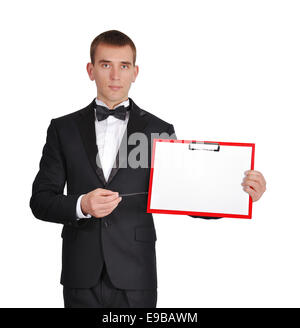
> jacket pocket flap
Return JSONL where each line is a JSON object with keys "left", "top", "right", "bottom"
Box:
{"left": 135, "top": 226, "right": 156, "bottom": 242}
{"left": 61, "top": 226, "right": 77, "bottom": 241}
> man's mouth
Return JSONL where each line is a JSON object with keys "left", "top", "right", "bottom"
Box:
{"left": 109, "top": 86, "right": 122, "bottom": 91}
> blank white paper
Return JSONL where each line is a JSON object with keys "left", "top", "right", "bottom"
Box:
{"left": 149, "top": 141, "right": 253, "bottom": 215}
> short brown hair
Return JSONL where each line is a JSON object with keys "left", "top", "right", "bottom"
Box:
{"left": 90, "top": 30, "right": 136, "bottom": 66}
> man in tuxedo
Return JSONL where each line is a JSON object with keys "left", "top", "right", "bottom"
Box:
{"left": 30, "top": 30, "right": 266, "bottom": 308}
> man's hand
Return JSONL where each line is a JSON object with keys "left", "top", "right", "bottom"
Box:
{"left": 242, "top": 170, "right": 266, "bottom": 202}
{"left": 81, "top": 188, "right": 122, "bottom": 218}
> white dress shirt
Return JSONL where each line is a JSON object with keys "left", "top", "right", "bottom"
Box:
{"left": 76, "top": 98, "right": 130, "bottom": 219}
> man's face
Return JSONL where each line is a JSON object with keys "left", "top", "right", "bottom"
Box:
{"left": 87, "top": 43, "right": 139, "bottom": 108}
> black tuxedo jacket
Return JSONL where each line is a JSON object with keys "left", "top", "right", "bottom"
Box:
{"left": 30, "top": 98, "right": 219, "bottom": 290}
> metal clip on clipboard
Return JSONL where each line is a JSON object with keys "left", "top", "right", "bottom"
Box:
{"left": 188, "top": 142, "right": 220, "bottom": 152}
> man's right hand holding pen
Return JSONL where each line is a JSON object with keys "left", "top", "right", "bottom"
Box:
{"left": 81, "top": 188, "right": 122, "bottom": 218}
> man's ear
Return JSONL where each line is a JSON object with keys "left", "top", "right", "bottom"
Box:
{"left": 132, "top": 65, "right": 139, "bottom": 82}
{"left": 86, "top": 63, "right": 94, "bottom": 81}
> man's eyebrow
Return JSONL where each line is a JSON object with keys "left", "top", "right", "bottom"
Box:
{"left": 98, "top": 59, "right": 132, "bottom": 66}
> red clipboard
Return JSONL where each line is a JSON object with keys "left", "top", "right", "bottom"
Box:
{"left": 147, "top": 139, "right": 255, "bottom": 219}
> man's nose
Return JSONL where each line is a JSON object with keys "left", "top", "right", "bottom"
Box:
{"left": 110, "top": 67, "right": 120, "bottom": 80}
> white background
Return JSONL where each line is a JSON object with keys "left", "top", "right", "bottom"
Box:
{"left": 0, "top": 0, "right": 299, "bottom": 307}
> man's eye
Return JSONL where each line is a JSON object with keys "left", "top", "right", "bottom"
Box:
{"left": 121, "top": 65, "right": 128, "bottom": 69}
{"left": 102, "top": 64, "right": 110, "bottom": 68}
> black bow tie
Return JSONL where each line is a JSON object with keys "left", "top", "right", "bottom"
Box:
{"left": 95, "top": 104, "right": 127, "bottom": 121}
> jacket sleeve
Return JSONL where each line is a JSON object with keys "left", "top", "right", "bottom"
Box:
{"left": 29, "top": 119, "right": 87, "bottom": 227}
{"left": 167, "top": 123, "right": 222, "bottom": 220}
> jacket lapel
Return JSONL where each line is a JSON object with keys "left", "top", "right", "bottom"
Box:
{"left": 75, "top": 98, "right": 149, "bottom": 187}
{"left": 75, "top": 99, "right": 106, "bottom": 186}
{"left": 106, "top": 97, "right": 149, "bottom": 185}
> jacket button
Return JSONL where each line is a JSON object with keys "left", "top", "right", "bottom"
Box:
{"left": 104, "top": 221, "right": 108, "bottom": 228}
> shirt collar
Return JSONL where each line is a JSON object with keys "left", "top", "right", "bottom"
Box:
{"left": 95, "top": 97, "right": 130, "bottom": 109}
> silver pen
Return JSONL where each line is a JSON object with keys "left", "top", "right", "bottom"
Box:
{"left": 119, "top": 192, "right": 148, "bottom": 197}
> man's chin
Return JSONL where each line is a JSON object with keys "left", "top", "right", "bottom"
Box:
{"left": 107, "top": 94, "right": 127, "bottom": 103}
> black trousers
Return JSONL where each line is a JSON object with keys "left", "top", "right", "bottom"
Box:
{"left": 63, "top": 264, "right": 157, "bottom": 308}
